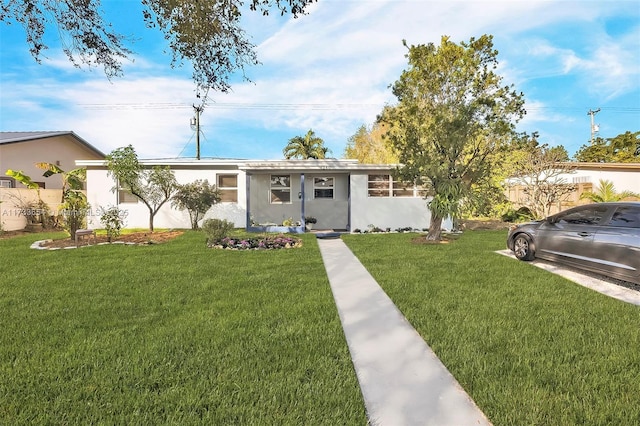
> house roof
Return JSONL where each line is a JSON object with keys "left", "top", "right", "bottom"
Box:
{"left": 76, "top": 157, "right": 400, "bottom": 172}
{"left": 0, "top": 131, "right": 106, "bottom": 158}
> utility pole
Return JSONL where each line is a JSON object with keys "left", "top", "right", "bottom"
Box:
{"left": 587, "top": 108, "right": 600, "bottom": 144}
{"left": 191, "top": 105, "right": 203, "bottom": 160}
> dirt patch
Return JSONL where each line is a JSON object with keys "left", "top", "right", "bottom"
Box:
{"left": 38, "top": 231, "right": 184, "bottom": 249}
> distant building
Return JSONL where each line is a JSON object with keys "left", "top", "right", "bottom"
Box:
{"left": 0, "top": 131, "right": 105, "bottom": 189}
{"left": 507, "top": 162, "right": 640, "bottom": 215}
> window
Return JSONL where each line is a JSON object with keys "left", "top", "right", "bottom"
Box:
{"left": 368, "top": 174, "right": 390, "bottom": 197}
{"left": 218, "top": 174, "right": 238, "bottom": 203}
{"left": 558, "top": 206, "right": 608, "bottom": 226}
{"left": 314, "top": 177, "right": 334, "bottom": 199}
{"left": 0, "top": 177, "right": 14, "bottom": 188}
{"left": 270, "top": 175, "right": 291, "bottom": 203}
{"left": 609, "top": 206, "right": 640, "bottom": 228}
{"left": 118, "top": 189, "right": 138, "bottom": 204}
{"left": 368, "top": 175, "right": 429, "bottom": 198}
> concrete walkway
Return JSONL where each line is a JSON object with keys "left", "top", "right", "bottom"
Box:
{"left": 317, "top": 237, "right": 491, "bottom": 426}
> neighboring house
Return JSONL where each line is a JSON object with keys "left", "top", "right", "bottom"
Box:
{"left": 78, "top": 158, "right": 449, "bottom": 232}
{"left": 0, "top": 131, "right": 106, "bottom": 231}
{"left": 507, "top": 162, "right": 640, "bottom": 215}
{"left": 0, "top": 131, "right": 105, "bottom": 189}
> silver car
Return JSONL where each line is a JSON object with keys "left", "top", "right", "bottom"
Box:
{"left": 506, "top": 202, "right": 640, "bottom": 285}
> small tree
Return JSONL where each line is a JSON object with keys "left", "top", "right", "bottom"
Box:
{"left": 99, "top": 205, "right": 128, "bottom": 242}
{"left": 171, "top": 180, "right": 221, "bottom": 230}
{"left": 508, "top": 144, "right": 577, "bottom": 219}
{"left": 105, "top": 145, "right": 177, "bottom": 232}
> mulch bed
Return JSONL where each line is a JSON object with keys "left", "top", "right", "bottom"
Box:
{"left": 41, "top": 231, "right": 184, "bottom": 249}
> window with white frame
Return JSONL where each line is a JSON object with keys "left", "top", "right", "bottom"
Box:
{"left": 368, "top": 174, "right": 429, "bottom": 197}
{"left": 314, "top": 177, "right": 334, "bottom": 199}
{"left": 270, "top": 175, "right": 291, "bottom": 203}
{"left": 217, "top": 174, "right": 238, "bottom": 202}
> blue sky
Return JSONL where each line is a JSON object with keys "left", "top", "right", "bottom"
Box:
{"left": 1, "top": 0, "right": 639, "bottom": 160}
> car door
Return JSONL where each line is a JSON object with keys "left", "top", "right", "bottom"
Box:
{"left": 590, "top": 205, "right": 640, "bottom": 283}
{"left": 535, "top": 204, "right": 610, "bottom": 269}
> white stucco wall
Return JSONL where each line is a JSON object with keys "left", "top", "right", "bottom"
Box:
{"left": 84, "top": 167, "right": 247, "bottom": 230}
{"left": 350, "top": 172, "right": 442, "bottom": 231}
{"left": 569, "top": 168, "right": 640, "bottom": 193}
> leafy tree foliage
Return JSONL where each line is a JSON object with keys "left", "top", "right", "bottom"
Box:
{"left": 171, "top": 179, "right": 221, "bottom": 230}
{"left": 574, "top": 131, "right": 640, "bottom": 163}
{"left": 283, "top": 129, "right": 330, "bottom": 159}
{"left": 508, "top": 143, "right": 577, "bottom": 219}
{"left": 1, "top": 0, "right": 315, "bottom": 92}
{"left": 381, "top": 35, "right": 525, "bottom": 240}
{"left": 344, "top": 121, "right": 398, "bottom": 164}
{"left": 579, "top": 179, "right": 639, "bottom": 203}
{"left": 105, "top": 145, "right": 177, "bottom": 232}
{"left": 98, "top": 205, "right": 128, "bottom": 242}
{"left": 35, "top": 163, "right": 89, "bottom": 238}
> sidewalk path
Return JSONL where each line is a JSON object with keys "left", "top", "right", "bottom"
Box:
{"left": 317, "top": 237, "right": 491, "bottom": 426}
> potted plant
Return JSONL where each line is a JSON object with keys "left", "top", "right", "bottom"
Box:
{"left": 304, "top": 216, "right": 317, "bottom": 230}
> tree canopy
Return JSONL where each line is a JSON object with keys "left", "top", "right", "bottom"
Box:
{"left": 283, "top": 129, "right": 330, "bottom": 159}
{"left": 105, "top": 145, "right": 177, "bottom": 232}
{"left": 344, "top": 120, "right": 398, "bottom": 164}
{"left": 574, "top": 131, "right": 640, "bottom": 163}
{"left": 381, "top": 35, "right": 525, "bottom": 240}
{"left": 171, "top": 179, "right": 221, "bottom": 230}
{"left": 1, "top": 0, "right": 315, "bottom": 93}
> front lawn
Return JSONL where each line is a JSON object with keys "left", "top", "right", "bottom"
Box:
{"left": 342, "top": 230, "right": 640, "bottom": 425}
{"left": 0, "top": 231, "right": 366, "bottom": 424}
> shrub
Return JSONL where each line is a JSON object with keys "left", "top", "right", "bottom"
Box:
{"left": 282, "top": 217, "right": 294, "bottom": 226}
{"left": 202, "top": 218, "right": 235, "bottom": 243}
{"left": 99, "top": 205, "right": 128, "bottom": 242}
{"left": 502, "top": 206, "right": 534, "bottom": 222}
{"left": 304, "top": 216, "right": 317, "bottom": 224}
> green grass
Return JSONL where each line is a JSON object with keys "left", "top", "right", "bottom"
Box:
{"left": 0, "top": 231, "right": 366, "bottom": 425}
{"left": 342, "top": 231, "right": 640, "bottom": 425}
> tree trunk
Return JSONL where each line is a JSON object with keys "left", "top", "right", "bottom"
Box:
{"left": 149, "top": 212, "right": 154, "bottom": 232}
{"left": 425, "top": 215, "right": 443, "bottom": 241}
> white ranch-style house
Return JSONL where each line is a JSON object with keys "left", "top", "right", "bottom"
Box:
{"left": 78, "top": 158, "right": 449, "bottom": 233}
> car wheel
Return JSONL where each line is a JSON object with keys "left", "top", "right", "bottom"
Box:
{"left": 513, "top": 234, "right": 535, "bottom": 261}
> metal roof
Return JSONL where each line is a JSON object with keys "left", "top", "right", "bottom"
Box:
{"left": 0, "top": 131, "right": 106, "bottom": 157}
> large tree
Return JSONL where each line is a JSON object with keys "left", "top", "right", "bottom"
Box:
{"left": 344, "top": 120, "right": 398, "bottom": 164}
{"left": 283, "top": 129, "right": 330, "bottom": 159}
{"left": 105, "top": 145, "right": 177, "bottom": 232}
{"left": 381, "top": 35, "right": 525, "bottom": 240}
{"left": 574, "top": 131, "right": 640, "bottom": 163}
{"left": 1, "top": 0, "right": 314, "bottom": 93}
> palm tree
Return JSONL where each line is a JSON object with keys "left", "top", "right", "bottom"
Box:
{"left": 580, "top": 179, "right": 639, "bottom": 203}
{"left": 283, "top": 129, "right": 331, "bottom": 159}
